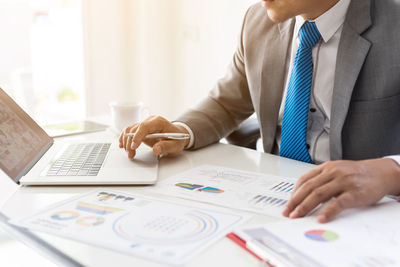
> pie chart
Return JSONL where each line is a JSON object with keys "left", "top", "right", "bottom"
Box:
{"left": 304, "top": 229, "right": 339, "bottom": 242}
{"left": 51, "top": 211, "right": 80, "bottom": 221}
{"left": 76, "top": 216, "right": 105, "bottom": 227}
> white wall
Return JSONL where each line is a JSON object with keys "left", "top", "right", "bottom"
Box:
{"left": 127, "top": 0, "right": 181, "bottom": 118}
{"left": 0, "top": 0, "right": 32, "bottom": 91}
{"left": 174, "top": 0, "right": 258, "bottom": 116}
{"left": 83, "top": 0, "right": 258, "bottom": 119}
{"left": 82, "top": 0, "right": 131, "bottom": 116}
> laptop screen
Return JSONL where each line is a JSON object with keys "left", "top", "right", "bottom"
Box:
{"left": 0, "top": 88, "right": 53, "bottom": 182}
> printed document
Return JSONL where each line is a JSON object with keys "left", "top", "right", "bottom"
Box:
{"left": 150, "top": 165, "right": 297, "bottom": 217}
{"left": 235, "top": 199, "right": 400, "bottom": 267}
{"left": 11, "top": 189, "right": 248, "bottom": 265}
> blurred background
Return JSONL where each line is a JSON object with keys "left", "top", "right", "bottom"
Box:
{"left": 0, "top": 1, "right": 258, "bottom": 265}
{"left": 0, "top": 0, "right": 258, "bottom": 125}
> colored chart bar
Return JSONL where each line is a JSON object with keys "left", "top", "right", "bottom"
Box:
{"left": 76, "top": 202, "right": 123, "bottom": 215}
{"left": 249, "top": 195, "right": 287, "bottom": 207}
{"left": 175, "top": 183, "right": 204, "bottom": 190}
{"left": 270, "top": 182, "right": 295, "bottom": 193}
{"left": 175, "top": 183, "right": 224, "bottom": 193}
{"left": 198, "top": 187, "right": 224, "bottom": 193}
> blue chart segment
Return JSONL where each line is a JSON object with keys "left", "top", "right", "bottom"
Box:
{"left": 175, "top": 183, "right": 224, "bottom": 193}
{"left": 198, "top": 187, "right": 224, "bottom": 193}
{"left": 249, "top": 195, "right": 287, "bottom": 207}
{"left": 304, "top": 229, "right": 339, "bottom": 242}
{"left": 97, "top": 191, "right": 134, "bottom": 202}
{"left": 113, "top": 210, "right": 219, "bottom": 246}
{"left": 270, "top": 182, "right": 294, "bottom": 193}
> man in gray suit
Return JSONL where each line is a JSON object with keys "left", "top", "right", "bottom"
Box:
{"left": 119, "top": 0, "right": 400, "bottom": 222}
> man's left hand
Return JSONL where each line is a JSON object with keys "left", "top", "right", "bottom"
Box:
{"left": 282, "top": 158, "right": 400, "bottom": 223}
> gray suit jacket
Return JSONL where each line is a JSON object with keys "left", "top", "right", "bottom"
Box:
{"left": 177, "top": 0, "right": 400, "bottom": 161}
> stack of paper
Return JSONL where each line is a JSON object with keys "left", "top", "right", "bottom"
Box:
{"left": 234, "top": 199, "right": 400, "bottom": 267}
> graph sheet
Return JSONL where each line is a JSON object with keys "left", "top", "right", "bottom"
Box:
{"left": 236, "top": 199, "right": 400, "bottom": 267}
{"left": 150, "top": 165, "right": 298, "bottom": 217}
{"left": 11, "top": 189, "right": 248, "bottom": 265}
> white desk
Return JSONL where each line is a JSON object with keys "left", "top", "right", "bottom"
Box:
{"left": 0, "top": 130, "right": 314, "bottom": 267}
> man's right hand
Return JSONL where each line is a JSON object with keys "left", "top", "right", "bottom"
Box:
{"left": 118, "top": 116, "right": 190, "bottom": 159}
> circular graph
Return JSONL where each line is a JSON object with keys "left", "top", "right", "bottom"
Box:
{"left": 51, "top": 211, "right": 80, "bottom": 221}
{"left": 76, "top": 216, "right": 105, "bottom": 227}
{"left": 113, "top": 210, "right": 219, "bottom": 246}
{"left": 305, "top": 229, "right": 339, "bottom": 242}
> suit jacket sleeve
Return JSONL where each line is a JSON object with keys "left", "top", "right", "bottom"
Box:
{"left": 176, "top": 7, "right": 255, "bottom": 150}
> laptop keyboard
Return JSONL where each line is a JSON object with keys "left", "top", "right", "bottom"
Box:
{"left": 46, "top": 143, "right": 111, "bottom": 176}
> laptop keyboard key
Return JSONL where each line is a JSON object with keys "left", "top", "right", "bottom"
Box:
{"left": 46, "top": 143, "right": 110, "bottom": 177}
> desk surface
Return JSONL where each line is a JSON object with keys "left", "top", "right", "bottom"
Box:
{"left": 0, "top": 130, "right": 314, "bottom": 267}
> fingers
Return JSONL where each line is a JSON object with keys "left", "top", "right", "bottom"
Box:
{"left": 124, "top": 125, "right": 139, "bottom": 159}
{"left": 153, "top": 140, "right": 185, "bottom": 157}
{"left": 126, "top": 125, "right": 139, "bottom": 151}
{"left": 119, "top": 131, "right": 124, "bottom": 148}
{"left": 318, "top": 192, "right": 356, "bottom": 223}
{"left": 283, "top": 170, "right": 333, "bottom": 217}
{"left": 119, "top": 128, "right": 126, "bottom": 148}
{"left": 119, "top": 116, "right": 188, "bottom": 159}
{"left": 131, "top": 117, "right": 163, "bottom": 150}
{"left": 118, "top": 124, "right": 140, "bottom": 159}
{"left": 293, "top": 166, "right": 322, "bottom": 194}
{"left": 119, "top": 124, "right": 137, "bottom": 149}
{"left": 122, "top": 128, "right": 129, "bottom": 150}
{"left": 281, "top": 159, "right": 394, "bottom": 223}
{"left": 287, "top": 181, "right": 343, "bottom": 219}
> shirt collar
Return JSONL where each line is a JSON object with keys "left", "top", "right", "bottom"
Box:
{"left": 294, "top": 0, "right": 351, "bottom": 43}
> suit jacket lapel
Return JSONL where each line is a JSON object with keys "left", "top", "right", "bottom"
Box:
{"left": 259, "top": 19, "right": 294, "bottom": 153}
{"left": 330, "top": 0, "right": 372, "bottom": 160}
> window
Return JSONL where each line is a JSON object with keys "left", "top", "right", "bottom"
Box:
{"left": 0, "top": 0, "right": 85, "bottom": 125}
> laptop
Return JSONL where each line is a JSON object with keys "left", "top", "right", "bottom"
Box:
{"left": 0, "top": 88, "right": 158, "bottom": 185}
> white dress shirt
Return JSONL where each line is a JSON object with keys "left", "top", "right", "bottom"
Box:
{"left": 275, "top": 0, "right": 351, "bottom": 164}
{"left": 178, "top": 0, "right": 400, "bottom": 165}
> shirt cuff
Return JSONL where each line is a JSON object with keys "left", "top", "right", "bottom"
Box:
{"left": 385, "top": 155, "right": 400, "bottom": 166}
{"left": 172, "top": 122, "right": 195, "bottom": 149}
{"left": 384, "top": 156, "right": 400, "bottom": 201}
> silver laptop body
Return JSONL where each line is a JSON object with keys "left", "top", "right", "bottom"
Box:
{"left": 0, "top": 88, "right": 158, "bottom": 185}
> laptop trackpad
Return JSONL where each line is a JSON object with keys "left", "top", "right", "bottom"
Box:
{"left": 103, "top": 144, "right": 158, "bottom": 169}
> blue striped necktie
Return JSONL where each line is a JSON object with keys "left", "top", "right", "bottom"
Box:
{"left": 280, "top": 22, "right": 321, "bottom": 163}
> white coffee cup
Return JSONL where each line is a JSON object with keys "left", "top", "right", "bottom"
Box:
{"left": 109, "top": 102, "right": 149, "bottom": 134}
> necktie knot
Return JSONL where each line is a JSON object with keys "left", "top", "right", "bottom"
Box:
{"left": 298, "top": 21, "right": 321, "bottom": 48}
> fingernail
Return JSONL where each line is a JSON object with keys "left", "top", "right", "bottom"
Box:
{"left": 289, "top": 210, "right": 299, "bottom": 219}
{"left": 282, "top": 207, "right": 289, "bottom": 216}
{"left": 318, "top": 215, "right": 327, "bottom": 223}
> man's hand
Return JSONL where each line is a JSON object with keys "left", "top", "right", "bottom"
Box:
{"left": 118, "top": 116, "right": 190, "bottom": 159}
{"left": 282, "top": 158, "right": 400, "bottom": 223}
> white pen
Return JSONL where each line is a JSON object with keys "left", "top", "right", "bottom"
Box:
{"left": 124, "top": 132, "right": 190, "bottom": 140}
